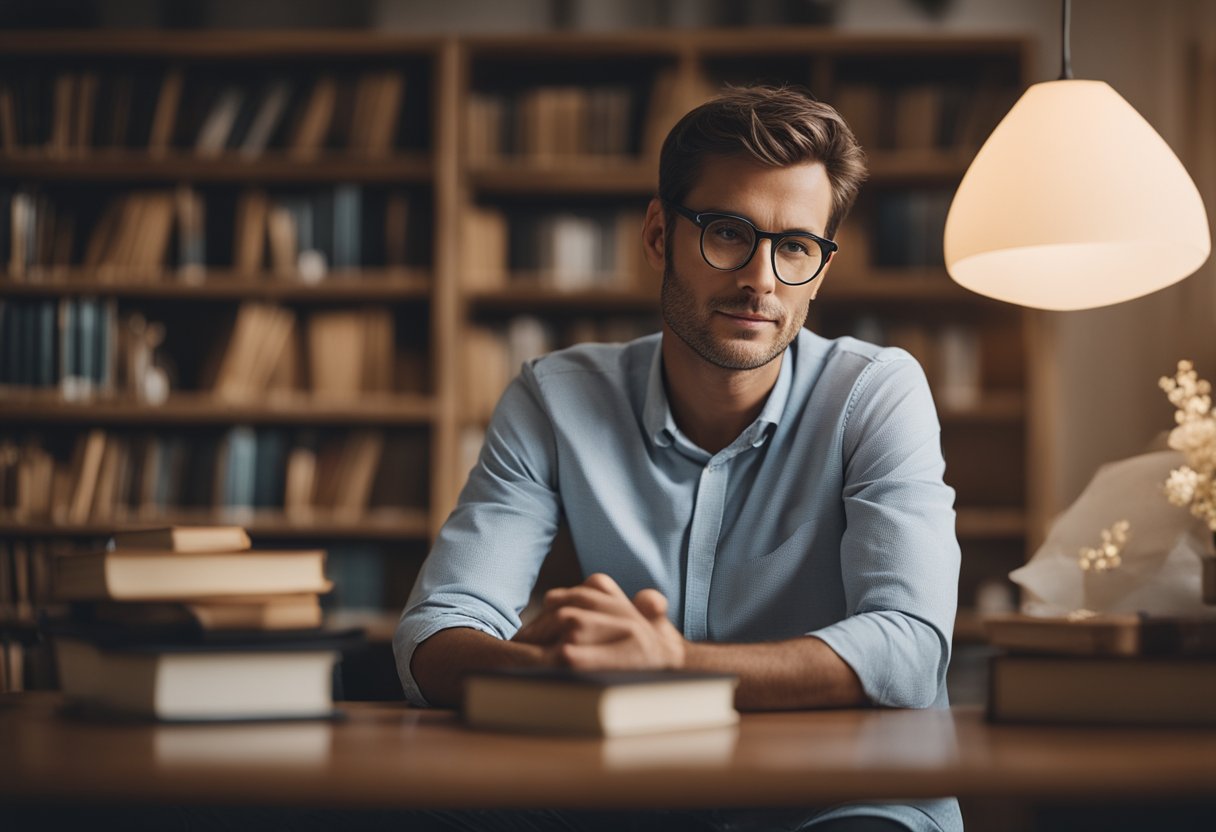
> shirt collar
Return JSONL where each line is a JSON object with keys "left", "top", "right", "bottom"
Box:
{"left": 643, "top": 335, "right": 796, "bottom": 451}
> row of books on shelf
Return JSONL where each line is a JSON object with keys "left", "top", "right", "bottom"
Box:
{"left": 464, "top": 205, "right": 650, "bottom": 292}
{"left": 833, "top": 80, "right": 1017, "bottom": 154}
{"left": 0, "top": 426, "right": 424, "bottom": 524}
{"left": 463, "top": 74, "right": 1014, "bottom": 165}
{"left": 850, "top": 317, "right": 986, "bottom": 411}
{"left": 461, "top": 315, "right": 656, "bottom": 424}
{"left": 868, "top": 190, "right": 953, "bottom": 269}
{"left": 467, "top": 84, "right": 644, "bottom": 163}
{"left": 213, "top": 303, "right": 411, "bottom": 400}
{"left": 2, "top": 185, "right": 415, "bottom": 279}
{"left": 0, "top": 298, "right": 411, "bottom": 402}
{"left": 0, "top": 297, "right": 137, "bottom": 401}
{"left": 0, "top": 67, "right": 409, "bottom": 158}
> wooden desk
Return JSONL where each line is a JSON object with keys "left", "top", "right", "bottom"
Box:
{"left": 3, "top": 693, "right": 1216, "bottom": 812}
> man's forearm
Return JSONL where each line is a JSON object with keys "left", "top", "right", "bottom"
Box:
{"left": 683, "top": 635, "right": 867, "bottom": 711}
{"left": 410, "top": 627, "right": 551, "bottom": 707}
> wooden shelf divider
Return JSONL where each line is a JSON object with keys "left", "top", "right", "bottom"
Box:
{"left": 0, "top": 271, "right": 432, "bottom": 302}
{"left": 0, "top": 508, "right": 431, "bottom": 541}
{"left": 0, "top": 393, "right": 436, "bottom": 426}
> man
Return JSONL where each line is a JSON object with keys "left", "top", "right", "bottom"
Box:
{"left": 395, "top": 86, "right": 962, "bottom": 832}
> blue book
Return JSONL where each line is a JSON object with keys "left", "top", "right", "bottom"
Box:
{"left": 77, "top": 298, "right": 96, "bottom": 398}
{"left": 252, "top": 428, "right": 287, "bottom": 509}
{"left": 0, "top": 301, "right": 12, "bottom": 385}
{"left": 221, "top": 426, "right": 258, "bottom": 512}
{"left": 332, "top": 185, "right": 361, "bottom": 270}
{"left": 58, "top": 298, "right": 79, "bottom": 400}
{"left": 37, "top": 299, "right": 55, "bottom": 387}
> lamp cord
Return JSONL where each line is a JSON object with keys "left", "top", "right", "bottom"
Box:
{"left": 1059, "top": 0, "right": 1074, "bottom": 80}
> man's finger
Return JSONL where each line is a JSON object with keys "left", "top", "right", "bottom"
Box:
{"left": 633, "top": 588, "right": 669, "bottom": 620}
{"left": 554, "top": 607, "right": 634, "bottom": 645}
{"left": 512, "top": 609, "right": 564, "bottom": 645}
{"left": 542, "top": 585, "right": 635, "bottom": 615}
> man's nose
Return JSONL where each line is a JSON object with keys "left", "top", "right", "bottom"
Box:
{"left": 735, "top": 239, "right": 778, "bottom": 294}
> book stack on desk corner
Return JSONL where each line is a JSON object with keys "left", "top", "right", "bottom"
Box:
{"left": 463, "top": 668, "right": 740, "bottom": 737}
{"left": 983, "top": 612, "right": 1216, "bottom": 726}
{"left": 46, "top": 525, "right": 359, "bottom": 722}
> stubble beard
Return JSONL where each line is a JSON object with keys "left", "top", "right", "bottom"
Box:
{"left": 660, "top": 264, "right": 810, "bottom": 372}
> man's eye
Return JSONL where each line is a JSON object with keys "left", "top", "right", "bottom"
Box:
{"left": 712, "top": 223, "right": 748, "bottom": 241}
{"left": 780, "top": 239, "right": 811, "bottom": 256}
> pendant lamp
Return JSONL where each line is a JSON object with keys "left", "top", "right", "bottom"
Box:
{"left": 944, "top": 0, "right": 1211, "bottom": 311}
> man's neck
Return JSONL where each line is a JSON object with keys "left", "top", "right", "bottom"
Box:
{"left": 660, "top": 329, "right": 783, "bottom": 455}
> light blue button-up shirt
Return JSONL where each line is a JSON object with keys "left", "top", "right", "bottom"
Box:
{"left": 395, "top": 329, "right": 962, "bottom": 832}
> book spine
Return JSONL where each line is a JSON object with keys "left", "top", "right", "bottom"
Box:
{"left": 38, "top": 299, "right": 55, "bottom": 388}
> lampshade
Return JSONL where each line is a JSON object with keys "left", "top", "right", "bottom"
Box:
{"left": 944, "top": 79, "right": 1211, "bottom": 311}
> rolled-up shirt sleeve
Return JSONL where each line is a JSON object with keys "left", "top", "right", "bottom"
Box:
{"left": 808, "top": 352, "right": 960, "bottom": 709}
{"left": 393, "top": 362, "right": 562, "bottom": 706}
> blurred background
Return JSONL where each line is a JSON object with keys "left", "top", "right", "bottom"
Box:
{"left": 1, "top": 2, "right": 1214, "bottom": 829}
{"left": 0, "top": 0, "right": 1213, "bottom": 706}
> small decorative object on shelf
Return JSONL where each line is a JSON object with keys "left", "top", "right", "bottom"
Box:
{"left": 1160, "top": 360, "right": 1216, "bottom": 603}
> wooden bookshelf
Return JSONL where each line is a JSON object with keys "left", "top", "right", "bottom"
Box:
{"left": 0, "top": 152, "right": 434, "bottom": 183}
{"left": 0, "top": 392, "right": 436, "bottom": 425}
{"left": 0, "top": 29, "right": 1043, "bottom": 660}
{"left": 0, "top": 270, "right": 431, "bottom": 301}
{"left": 0, "top": 508, "right": 431, "bottom": 541}
{"left": 469, "top": 164, "right": 657, "bottom": 196}
{"left": 466, "top": 286, "right": 658, "bottom": 314}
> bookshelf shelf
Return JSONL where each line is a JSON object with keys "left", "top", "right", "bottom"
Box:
{"left": 826, "top": 273, "right": 978, "bottom": 303}
{"left": 0, "top": 393, "right": 436, "bottom": 426}
{"left": 953, "top": 608, "right": 988, "bottom": 643}
{"left": 0, "top": 152, "right": 435, "bottom": 184}
{"left": 939, "top": 394, "right": 1024, "bottom": 425}
{"left": 0, "top": 508, "right": 431, "bottom": 541}
{"left": 955, "top": 507, "right": 1027, "bottom": 539}
{"left": 0, "top": 30, "right": 444, "bottom": 58}
{"left": 0, "top": 271, "right": 432, "bottom": 302}
{"left": 865, "top": 151, "right": 975, "bottom": 183}
{"left": 468, "top": 163, "right": 657, "bottom": 196}
{"left": 466, "top": 285, "right": 657, "bottom": 314}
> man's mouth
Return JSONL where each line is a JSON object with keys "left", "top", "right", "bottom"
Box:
{"left": 717, "top": 310, "right": 777, "bottom": 325}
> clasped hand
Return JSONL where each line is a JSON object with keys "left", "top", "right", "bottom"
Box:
{"left": 512, "top": 573, "right": 687, "bottom": 671}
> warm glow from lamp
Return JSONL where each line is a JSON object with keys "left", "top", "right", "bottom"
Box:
{"left": 944, "top": 79, "right": 1211, "bottom": 311}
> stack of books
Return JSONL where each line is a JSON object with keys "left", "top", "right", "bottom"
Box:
{"left": 984, "top": 612, "right": 1216, "bottom": 725}
{"left": 49, "top": 525, "right": 351, "bottom": 722}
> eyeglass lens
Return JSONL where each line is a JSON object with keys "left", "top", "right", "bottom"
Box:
{"left": 700, "top": 217, "right": 824, "bottom": 284}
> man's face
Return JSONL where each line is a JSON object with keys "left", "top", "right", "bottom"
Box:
{"left": 657, "top": 155, "right": 835, "bottom": 372}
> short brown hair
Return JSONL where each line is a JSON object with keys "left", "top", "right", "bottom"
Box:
{"left": 658, "top": 85, "right": 867, "bottom": 239}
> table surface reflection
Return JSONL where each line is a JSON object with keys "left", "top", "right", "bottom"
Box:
{"left": 2, "top": 693, "right": 1215, "bottom": 809}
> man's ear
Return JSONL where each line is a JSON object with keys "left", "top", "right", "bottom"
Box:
{"left": 641, "top": 197, "right": 666, "bottom": 274}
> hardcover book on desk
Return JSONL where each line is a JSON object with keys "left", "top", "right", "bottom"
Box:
{"left": 53, "top": 627, "right": 351, "bottom": 722}
{"left": 464, "top": 668, "right": 739, "bottom": 737}
{"left": 985, "top": 613, "right": 1216, "bottom": 725}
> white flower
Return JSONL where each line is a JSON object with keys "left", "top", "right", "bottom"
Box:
{"left": 1161, "top": 360, "right": 1216, "bottom": 529}
{"left": 1165, "top": 466, "right": 1201, "bottom": 506}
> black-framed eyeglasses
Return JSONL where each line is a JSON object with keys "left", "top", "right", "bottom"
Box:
{"left": 665, "top": 200, "right": 838, "bottom": 286}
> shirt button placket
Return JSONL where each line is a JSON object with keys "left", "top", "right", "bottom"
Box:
{"left": 682, "top": 459, "right": 728, "bottom": 641}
